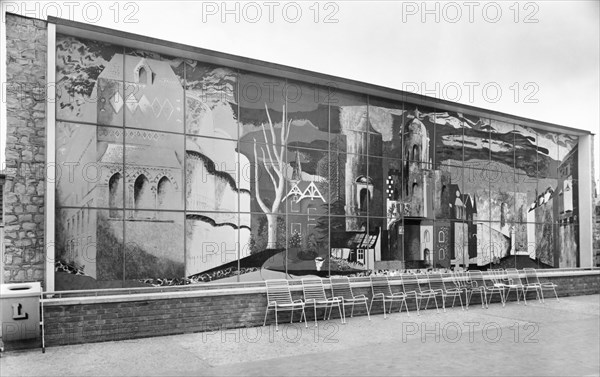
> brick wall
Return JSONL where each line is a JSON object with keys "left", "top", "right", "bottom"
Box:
{"left": 38, "top": 272, "right": 600, "bottom": 347}
{"left": 2, "top": 14, "right": 47, "bottom": 284}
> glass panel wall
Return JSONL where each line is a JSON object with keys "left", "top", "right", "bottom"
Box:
{"left": 54, "top": 34, "right": 582, "bottom": 290}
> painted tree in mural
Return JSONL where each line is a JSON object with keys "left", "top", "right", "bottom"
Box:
{"left": 253, "top": 104, "right": 292, "bottom": 248}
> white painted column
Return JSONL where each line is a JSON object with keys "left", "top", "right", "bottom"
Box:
{"left": 578, "top": 134, "right": 594, "bottom": 267}
{"left": 44, "top": 22, "right": 56, "bottom": 292}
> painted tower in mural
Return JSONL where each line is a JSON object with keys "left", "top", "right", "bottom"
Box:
{"left": 60, "top": 54, "right": 186, "bottom": 280}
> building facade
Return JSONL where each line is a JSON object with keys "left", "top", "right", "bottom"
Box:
{"left": 1, "top": 13, "right": 597, "bottom": 292}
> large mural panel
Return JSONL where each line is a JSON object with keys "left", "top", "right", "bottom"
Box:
{"left": 54, "top": 36, "right": 583, "bottom": 290}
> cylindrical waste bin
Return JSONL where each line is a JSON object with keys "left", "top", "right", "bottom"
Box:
{"left": 0, "top": 282, "right": 41, "bottom": 342}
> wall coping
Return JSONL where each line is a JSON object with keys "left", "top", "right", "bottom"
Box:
{"left": 42, "top": 269, "right": 600, "bottom": 307}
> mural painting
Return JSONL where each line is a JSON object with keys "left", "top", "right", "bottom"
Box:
{"left": 54, "top": 35, "right": 581, "bottom": 290}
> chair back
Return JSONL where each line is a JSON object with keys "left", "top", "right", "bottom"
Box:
{"left": 400, "top": 273, "right": 419, "bottom": 295}
{"left": 427, "top": 272, "right": 445, "bottom": 292}
{"left": 370, "top": 276, "right": 392, "bottom": 297}
{"left": 417, "top": 275, "right": 432, "bottom": 293}
{"left": 523, "top": 268, "right": 540, "bottom": 285}
{"left": 439, "top": 273, "right": 454, "bottom": 291}
{"left": 452, "top": 271, "right": 468, "bottom": 289}
{"left": 330, "top": 276, "right": 354, "bottom": 300}
{"left": 265, "top": 279, "right": 294, "bottom": 305}
{"left": 487, "top": 269, "right": 505, "bottom": 287}
{"left": 302, "top": 277, "right": 328, "bottom": 302}
{"left": 505, "top": 268, "right": 523, "bottom": 285}
{"left": 467, "top": 270, "right": 485, "bottom": 287}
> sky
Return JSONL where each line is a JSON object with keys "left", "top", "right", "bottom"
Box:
{"left": 1, "top": 0, "right": 599, "bottom": 185}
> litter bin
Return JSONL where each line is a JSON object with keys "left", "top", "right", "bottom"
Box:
{"left": 0, "top": 282, "right": 41, "bottom": 342}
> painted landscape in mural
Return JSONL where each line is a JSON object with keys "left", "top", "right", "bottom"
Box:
{"left": 54, "top": 35, "right": 580, "bottom": 290}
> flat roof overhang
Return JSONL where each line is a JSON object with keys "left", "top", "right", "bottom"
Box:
{"left": 44, "top": 14, "right": 592, "bottom": 137}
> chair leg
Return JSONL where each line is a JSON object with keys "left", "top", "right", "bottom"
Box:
{"left": 301, "top": 308, "right": 308, "bottom": 328}
{"left": 433, "top": 295, "right": 440, "bottom": 314}
{"left": 313, "top": 306, "right": 318, "bottom": 327}
{"left": 263, "top": 307, "right": 269, "bottom": 327}
{"left": 350, "top": 303, "right": 355, "bottom": 318}
{"left": 458, "top": 294, "right": 464, "bottom": 310}
{"left": 337, "top": 304, "right": 344, "bottom": 324}
{"left": 381, "top": 298, "right": 387, "bottom": 319}
{"left": 365, "top": 301, "right": 371, "bottom": 320}
{"left": 275, "top": 307, "right": 279, "bottom": 332}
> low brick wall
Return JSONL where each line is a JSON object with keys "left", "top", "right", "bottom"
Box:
{"left": 28, "top": 270, "right": 598, "bottom": 347}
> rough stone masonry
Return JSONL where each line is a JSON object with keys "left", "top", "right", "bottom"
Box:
{"left": 3, "top": 14, "right": 47, "bottom": 284}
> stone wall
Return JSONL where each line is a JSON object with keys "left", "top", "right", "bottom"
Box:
{"left": 3, "top": 14, "right": 47, "bottom": 284}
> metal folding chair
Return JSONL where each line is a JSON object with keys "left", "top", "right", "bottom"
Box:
{"left": 369, "top": 276, "right": 408, "bottom": 319}
{"left": 523, "top": 268, "right": 559, "bottom": 303}
{"left": 466, "top": 270, "right": 487, "bottom": 309}
{"left": 330, "top": 276, "right": 370, "bottom": 321}
{"left": 302, "top": 277, "right": 344, "bottom": 326}
{"left": 263, "top": 279, "right": 308, "bottom": 331}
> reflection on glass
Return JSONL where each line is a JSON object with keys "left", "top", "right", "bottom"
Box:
{"left": 489, "top": 120, "right": 514, "bottom": 171}
{"left": 56, "top": 35, "right": 124, "bottom": 126}
{"left": 433, "top": 109, "right": 464, "bottom": 167}
{"left": 56, "top": 123, "right": 123, "bottom": 209}
{"left": 463, "top": 115, "right": 490, "bottom": 170}
{"left": 186, "top": 212, "right": 244, "bottom": 281}
{"left": 286, "top": 80, "right": 329, "bottom": 149}
{"left": 186, "top": 61, "right": 238, "bottom": 139}
{"left": 125, "top": 210, "right": 185, "bottom": 281}
{"left": 55, "top": 209, "right": 123, "bottom": 290}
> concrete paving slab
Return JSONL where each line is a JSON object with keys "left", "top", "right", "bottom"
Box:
{"left": 0, "top": 295, "right": 598, "bottom": 376}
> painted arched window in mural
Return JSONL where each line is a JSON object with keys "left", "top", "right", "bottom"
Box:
{"left": 355, "top": 176, "right": 373, "bottom": 211}
{"left": 108, "top": 173, "right": 123, "bottom": 218}
{"left": 157, "top": 176, "right": 173, "bottom": 211}
{"left": 138, "top": 66, "right": 148, "bottom": 84}
{"left": 134, "top": 174, "right": 152, "bottom": 216}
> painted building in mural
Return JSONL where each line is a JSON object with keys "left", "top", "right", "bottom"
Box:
{"left": 1, "top": 14, "right": 596, "bottom": 291}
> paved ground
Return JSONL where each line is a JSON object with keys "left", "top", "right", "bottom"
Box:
{"left": 1, "top": 295, "right": 599, "bottom": 376}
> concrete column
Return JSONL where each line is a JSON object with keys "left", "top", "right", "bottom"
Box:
{"left": 45, "top": 22, "right": 56, "bottom": 291}
{"left": 578, "top": 134, "right": 594, "bottom": 267}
